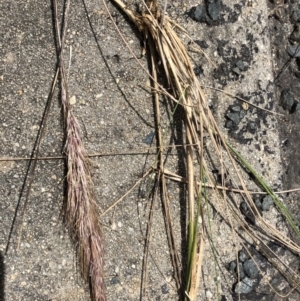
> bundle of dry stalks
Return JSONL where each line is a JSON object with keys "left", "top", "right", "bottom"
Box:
{"left": 53, "top": 1, "right": 105, "bottom": 300}
{"left": 64, "top": 110, "right": 105, "bottom": 301}
{"left": 105, "top": 0, "right": 300, "bottom": 299}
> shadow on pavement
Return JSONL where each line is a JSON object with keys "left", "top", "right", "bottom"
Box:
{"left": 0, "top": 251, "right": 5, "bottom": 301}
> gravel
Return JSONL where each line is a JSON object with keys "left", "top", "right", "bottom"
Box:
{"left": 262, "top": 195, "right": 274, "bottom": 211}
{"left": 234, "top": 277, "right": 254, "bottom": 294}
{"left": 280, "top": 89, "right": 296, "bottom": 111}
{"left": 243, "top": 259, "right": 259, "bottom": 279}
{"left": 238, "top": 250, "right": 249, "bottom": 263}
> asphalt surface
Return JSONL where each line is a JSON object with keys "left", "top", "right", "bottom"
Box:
{"left": 1, "top": 1, "right": 300, "bottom": 301}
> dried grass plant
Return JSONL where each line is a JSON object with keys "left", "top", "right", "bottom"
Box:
{"left": 104, "top": 0, "right": 300, "bottom": 299}
{"left": 53, "top": 1, "right": 105, "bottom": 300}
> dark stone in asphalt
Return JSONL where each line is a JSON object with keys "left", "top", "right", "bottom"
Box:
{"left": 232, "top": 67, "right": 241, "bottom": 75}
{"left": 236, "top": 263, "right": 246, "bottom": 280}
{"left": 192, "top": 5, "right": 208, "bottom": 22}
{"left": 161, "top": 284, "right": 169, "bottom": 294}
{"left": 243, "top": 259, "right": 259, "bottom": 279}
{"left": 262, "top": 195, "right": 274, "bottom": 211}
{"left": 125, "top": 268, "right": 133, "bottom": 276}
{"left": 195, "top": 40, "right": 209, "bottom": 49}
{"left": 283, "top": 139, "right": 290, "bottom": 147}
{"left": 254, "top": 198, "right": 262, "bottom": 209}
{"left": 239, "top": 109, "right": 247, "bottom": 119}
{"left": 290, "top": 24, "right": 300, "bottom": 42}
{"left": 291, "top": 5, "right": 300, "bottom": 23}
{"left": 239, "top": 250, "right": 249, "bottom": 263}
{"left": 248, "top": 122, "right": 257, "bottom": 133}
{"left": 194, "top": 65, "right": 204, "bottom": 76}
{"left": 207, "top": 0, "right": 221, "bottom": 21}
{"left": 142, "top": 131, "right": 155, "bottom": 145}
{"left": 287, "top": 44, "right": 300, "bottom": 58}
{"left": 231, "top": 105, "right": 241, "bottom": 112}
{"left": 110, "top": 276, "right": 120, "bottom": 285}
{"left": 281, "top": 89, "right": 296, "bottom": 111}
{"left": 226, "top": 112, "right": 240, "bottom": 125}
{"left": 225, "top": 120, "right": 234, "bottom": 129}
{"left": 240, "top": 201, "right": 249, "bottom": 215}
{"left": 234, "top": 277, "right": 254, "bottom": 294}
{"left": 236, "top": 60, "right": 246, "bottom": 71}
{"left": 228, "top": 260, "right": 237, "bottom": 271}
{"left": 294, "top": 101, "right": 300, "bottom": 111}
{"left": 240, "top": 202, "right": 255, "bottom": 224}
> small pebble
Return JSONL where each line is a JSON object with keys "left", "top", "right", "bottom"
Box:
{"left": 69, "top": 95, "right": 76, "bottom": 105}
{"left": 191, "top": 4, "right": 207, "bottom": 22}
{"left": 226, "top": 112, "right": 240, "bottom": 125}
{"left": 240, "top": 202, "right": 248, "bottom": 214}
{"left": 262, "top": 195, "right": 273, "bottom": 211}
{"left": 242, "top": 102, "right": 249, "bottom": 110}
{"left": 236, "top": 60, "right": 245, "bottom": 71}
{"left": 248, "top": 122, "right": 257, "bottom": 133}
{"left": 239, "top": 109, "right": 247, "bottom": 119}
{"left": 225, "top": 120, "right": 234, "bottom": 129}
{"left": 161, "top": 284, "right": 169, "bottom": 294}
{"left": 280, "top": 89, "right": 296, "bottom": 111}
{"left": 234, "top": 277, "right": 254, "bottom": 294}
{"left": 243, "top": 259, "right": 258, "bottom": 279}
{"left": 239, "top": 250, "right": 249, "bottom": 263}
{"left": 254, "top": 198, "right": 262, "bottom": 209}
{"left": 206, "top": 290, "right": 213, "bottom": 299}
{"left": 142, "top": 132, "right": 155, "bottom": 145}
{"left": 111, "top": 222, "right": 116, "bottom": 230}
{"left": 194, "top": 65, "right": 204, "bottom": 76}
{"left": 228, "top": 260, "right": 236, "bottom": 272}
{"left": 294, "top": 101, "right": 300, "bottom": 112}
{"left": 110, "top": 276, "right": 119, "bottom": 285}
{"left": 287, "top": 44, "right": 300, "bottom": 58}
{"left": 236, "top": 263, "right": 246, "bottom": 280}
{"left": 291, "top": 7, "right": 300, "bottom": 23}
{"left": 125, "top": 268, "right": 133, "bottom": 276}
{"left": 231, "top": 105, "right": 241, "bottom": 112}
{"left": 207, "top": 0, "right": 221, "bottom": 21}
{"left": 290, "top": 24, "right": 300, "bottom": 42}
{"left": 232, "top": 67, "right": 241, "bottom": 75}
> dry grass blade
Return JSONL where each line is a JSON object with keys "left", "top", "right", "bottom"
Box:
{"left": 138, "top": 37, "right": 182, "bottom": 297}
{"left": 53, "top": 0, "right": 105, "bottom": 300}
